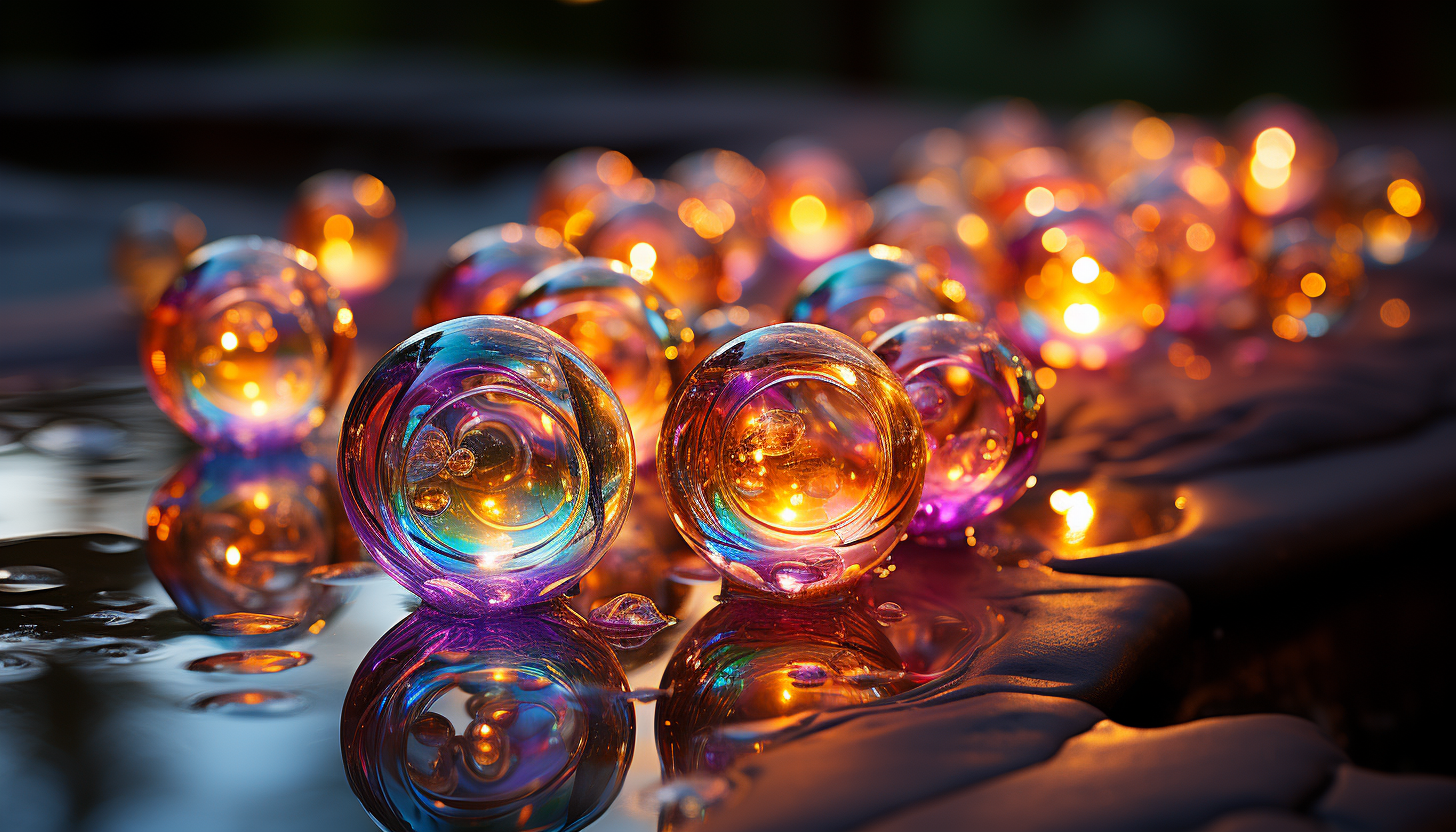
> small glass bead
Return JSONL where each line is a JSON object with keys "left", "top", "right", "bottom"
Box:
{"left": 283, "top": 170, "right": 402, "bottom": 296}
{"left": 140, "top": 236, "right": 355, "bottom": 450}
{"left": 871, "top": 315, "right": 1044, "bottom": 540}
{"left": 790, "top": 247, "right": 950, "bottom": 346}
{"left": 338, "top": 315, "right": 634, "bottom": 613}
{"left": 531, "top": 147, "right": 649, "bottom": 246}
{"left": 658, "top": 323, "right": 925, "bottom": 600}
{"left": 415, "top": 223, "right": 580, "bottom": 327}
{"left": 513, "top": 258, "right": 691, "bottom": 467}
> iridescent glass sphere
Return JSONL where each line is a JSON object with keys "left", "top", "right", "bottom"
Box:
{"left": 512, "top": 258, "right": 691, "bottom": 467}
{"left": 686, "top": 304, "right": 780, "bottom": 371}
{"left": 531, "top": 147, "right": 650, "bottom": 246}
{"left": 111, "top": 201, "right": 207, "bottom": 310}
{"left": 668, "top": 148, "right": 771, "bottom": 299}
{"left": 657, "top": 323, "right": 925, "bottom": 600}
{"left": 1322, "top": 146, "right": 1438, "bottom": 266}
{"left": 866, "top": 184, "right": 996, "bottom": 320}
{"left": 338, "top": 316, "right": 634, "bottom": 613}
{"left": 761, "top": 139, "right": 870, "bottom": 267}
{"left": 415, "top": 223, "right": 580, "bottom": 327}
{"left": 657, "top": 598, "right": 911, "bottom": 775}
{"left": 581, "top": 180, "right": 726, "bottom": 317}
{"left": 1257, "top": 222, "right": 1364, "bottom": 341}
{"left": 283, "top": 170, "right": 402, "bottom": 296}
{"left": 141, "top": 236, "right": 356, "bottom": 450}
{"left": 1229, "top": 96, "right": 1336, "bottom": 218}
{"left": 871, "top": 316, "right": 1044, "bottom": 541}
{"left": 790, "top": 247, "right": 949, "bottom": 346}
{"left": 146, "top": 449, "right": 360, "bottom": 634}
{"left": 342, "top": 602, "right": 633, "bottom": 832}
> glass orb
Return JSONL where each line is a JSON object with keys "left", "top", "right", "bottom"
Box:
{"left": 1322, "top": 146, "right": 1438, "bottom": 266}
{"left": 581, "top": 180, "right": 726, "bottom": 317}
{"left": 686, "top": 303, "right": 781, "bottom": 371}
{"left": 760, "top": 139, "right": 871, "bottom": 267}
{"left": 343, "top": 602, "right": 633, "bottom": 832}
{"left": 338, "top": 315, "right": 635, "bottom": 613}
{"left": 870, "top": 315, "right": 1044, "bottom": 541}
{"left": 283, "top": 170, "right": 402, "bottom": 296}
{"left": 657, "top": 598, "right": 911, "bottom": 775}
{"left": 1229, "top": 96, "right": 1336, "bottom": 218}
{"left": 111, "top": 201, "right": 206, "bottom": 311}
{"left": 531, "top": 147, "right": 652, "bottom": 246}
{"left": 141, "top": 236, "right": 356, "bottom": 450}
{"left": 1256, "top": 221, "right": 1364, "bottom": 341}
{"left": 512, "top": 258, "right": 691, "bottom": 467}
{"left": 667, "top": 148, "right": 771, "bottom": 302}
{"left": 961, "top": 98, "right": 1056, "bottom": 167}
{"left": 866, "top": 184, "right": 997, "bottom": 320}
{"left": 790, "top": 247, "right": 950, "bottom": 346}
{"left": 657, "top": 323, "right": 926, "bottom": 600}
{"left": 416, "top": 223, "right": 580, "bottom": 328}
{"left": 1066, "top": 101, "right": 1182, "bottom": 190}
{"left": 146, "top": 449, "right": 360, "bottom": 633}
{"left": 1006, "top": 213, "right": 1166, "bottom": 369}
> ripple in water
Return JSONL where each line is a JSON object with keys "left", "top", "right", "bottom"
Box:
{"left": 73, "top": 639, "right": 166, "bottom": 664}
{"left": 191, "top": 690, "right": 307, "bottom": 716}
{"left": 0, "top": 565, "right": 67, "bottom": 593}
{"left": 0, "top": 650, "right": 47, "bottom": 681}
{"left": 200, "top": 613, "right": 300, "bottom": 636}
{"left": 187, "top": 650, "right": 313, "bottom": 674}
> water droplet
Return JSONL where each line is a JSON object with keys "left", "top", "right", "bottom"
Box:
{"left": 406, "top": 426, "right": 451, "bottom": 482}
{"left": 0, "top": 565, "right": 66, "bottom": 593}
{"left": 588, "top": 593, "right": 677, "bottom": 648}
{"left": 0, "top": 650, "right": 46, "bottom": 681}
{"left": 73, "top": 639, "right": 165, "bottom": 664}
{"left": 786, "top": 661, "right": 829, "bottom": 687}
{"left": 306, "top": 561, "right": 384, "bottom": 586}
{"left": 444, "top": 447, "right": 476, "bottom": 477}
{"left": 874, "top": 601, "right": 907, "bottom": 622}
{"left": 22, "top": 419, "right": 128, "bottom": 459}
{"left": 412, "top": 485, "right": 450, "bottom": 516}
{"left": 86, "top": 536, "right": 141, "bottom": 553}
{"left": 191, "top": 690, "right": 307, "bottom": 716}
{"left": 200, "top": 613, "right": 299, "bottom": 636}
{"left": 187, "top": 650, "right": 313, "bottom": 674}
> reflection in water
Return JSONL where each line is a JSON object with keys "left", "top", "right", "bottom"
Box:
{"left": 146, "top": 449, "right": 362, "bottom": 634}
{"left": 656, "top": 599, "right": 916, "bottom": 777}
{"left": 342, "top": 601, "right": 634, "bottom": 832}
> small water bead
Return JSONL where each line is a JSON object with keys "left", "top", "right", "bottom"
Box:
{"left": 415, "top": 223, "right": 581, "bottom": 326}
{"left": 187, "top": 650, "right": 313, "bottom": 674}
{"left": 0, "top": 565, "right": 67, "bottom": 593}
{"left": 140, "top": 236, "right": 355, "bottom": 450}
{"left": 660, "top": 324, "right": 925, "bottom": 599}
{"left": 192, "top": 689, "right": 308, "bottom": 716}
{"left": 512, "top": 258, "right": 689, "bottom": 467}
{"left": 874, "top": 601, "right": 907, "bottom": 622}
{"left": 339, "top": 316, "right": 634, "bottom": 613}
{"left": 872, "top": 316, "right": 1045, "bottom": 541}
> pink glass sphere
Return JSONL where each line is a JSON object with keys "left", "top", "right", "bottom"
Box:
{"left": 140, "top": 236, "right": 355, "bottom": 451}
{"left": 415, "top": 223, "right": 580, "bottom": 327}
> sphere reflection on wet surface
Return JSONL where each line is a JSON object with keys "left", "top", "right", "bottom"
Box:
{"left": 140, "top": 236, "right": 356, "bottom": 451}
{"left": 416, "top": 223, "right": 581, "bottom": 327}
{"left": 512, "top": 258, "right": 690, "bottom": 467}
{"left": 338, "top": 316, "right": 634, "bottom": 613}
{"left": 871, "top": 315, "right": 1044, "bottom": 541}
{"left": 342, "top": 603, "right": 633, "bottom": 832}
{"left": 658, "top": 323, "right": 925, "bottom": 599}
{"left": 145, "top": 449, "right": 360, "bottom": 632}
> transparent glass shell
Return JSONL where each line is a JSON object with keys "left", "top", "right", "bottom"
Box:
{"left": 338, "top": 316, "right": 634, "bottom": 613}
{"left": 657, "top": 323, "right": 925, "bottom": 600}
{"left": 416, "top": 223, "right": 580, "bottom": 327}
{"left": 512, "top": 258, "right": 691, "bottom": 467}
{"left": 140, "top": 236, "right": 355, "bottom": 451}
{"left": 581, "top": 186, "right": 725, "bottom": 318}
{"left": 1323, "top": 146, "right": 1439, "bottom": 266}
{"left": 342, "top": 602, "right": 633, "bottom": 832}
{"left": 871, "top": 315, "right": 1044, "bottom": 541}
{"left": 283, "top": 169, "right": 402, "bottom": 296}
{"left": 790, "top": 248, "right": 950, "bottom": 346}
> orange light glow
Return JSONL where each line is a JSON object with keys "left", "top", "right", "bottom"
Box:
{"left": 789, "top": 195, "right": 828, "bottom": 232}
{"left": 1142, "top": 303, "right": 1165, "bottom": 326}
{"left": 1034, "top": 366, "right": 1057, "bottom": 389}
{"left": 1071, "top": 257, "right": 1100, "bottom": 284}
{"left": 1132, "top": 204, "right": 1160, "bottom": 232}
{"left": 1254, "top": 128, "right": 1296, "bottom": 168}
{"left": 1380, "top": 298, "right": 1410, "bottom": 328}
{"left": 1042, "top": 227, "right": 1068, "bottom": 252}
{"left": 1387, "top": 179, "right": 1422, "bottom": 217}
{"left": 1064, "top": 303, "right": 1101, "bottom": 334}
{"left": 956, "top": 213, "right": 990, "bottom": 247}
{"left": 1130, "top": 117, "right": 1175, "bottom": 160}
{"left": 1300, "top": 273, "right": 1326, "bottom": 297}
{"left": 1025, "top": 187, "right": 1055, "bottom": 217}
{"left": 1040, "top": 340, "right": 1078, "bottom": 368}
{"left": 1185, "top": 223, "right": 1215, "bottom": 252}
{"left": 1180, "top": 165, "right": 1231, "bottom": 207}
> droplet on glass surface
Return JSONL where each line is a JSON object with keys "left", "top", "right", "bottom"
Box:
{"left": 406, "top": 426, "right": 450, "bottom": 482}
{"left": 786, "top": 661, "right": 830, "bottom": 687}
{"left": 411, "top": 485, "right": 450, "bottom": 517}
{"left": 86, "top": 536, "right": 142, "bottom": 554}
{"left": 200, "top": 612, "right": 299, "bottom": 636}
{"left": 306, "top": 561, "right": 384, "bottom": 586}
{"left": 588, "top": 593, "right": 677, "bottom": 648}
{"left": 73, "top": 639, "right": 166, "bottom": 664}
{"left": 769, "top": 552, "right": 843, "bottom": 593}
{"left": 0, "top": 565, "right": 67, "bottom": 593}
{"left": 187, "top": 650, "right": 313, "bottom": 674}
{"left": 21, "top": 419, "right": 128, "bottom": 459}
{"left": 191, "top": 689, "right": 307, "bottom": 716}
{"left": 874, "top": 601, "right": 907, "bottom": 622}
{"left": 0, "top": 650, "right": 47, "bottom": 681}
